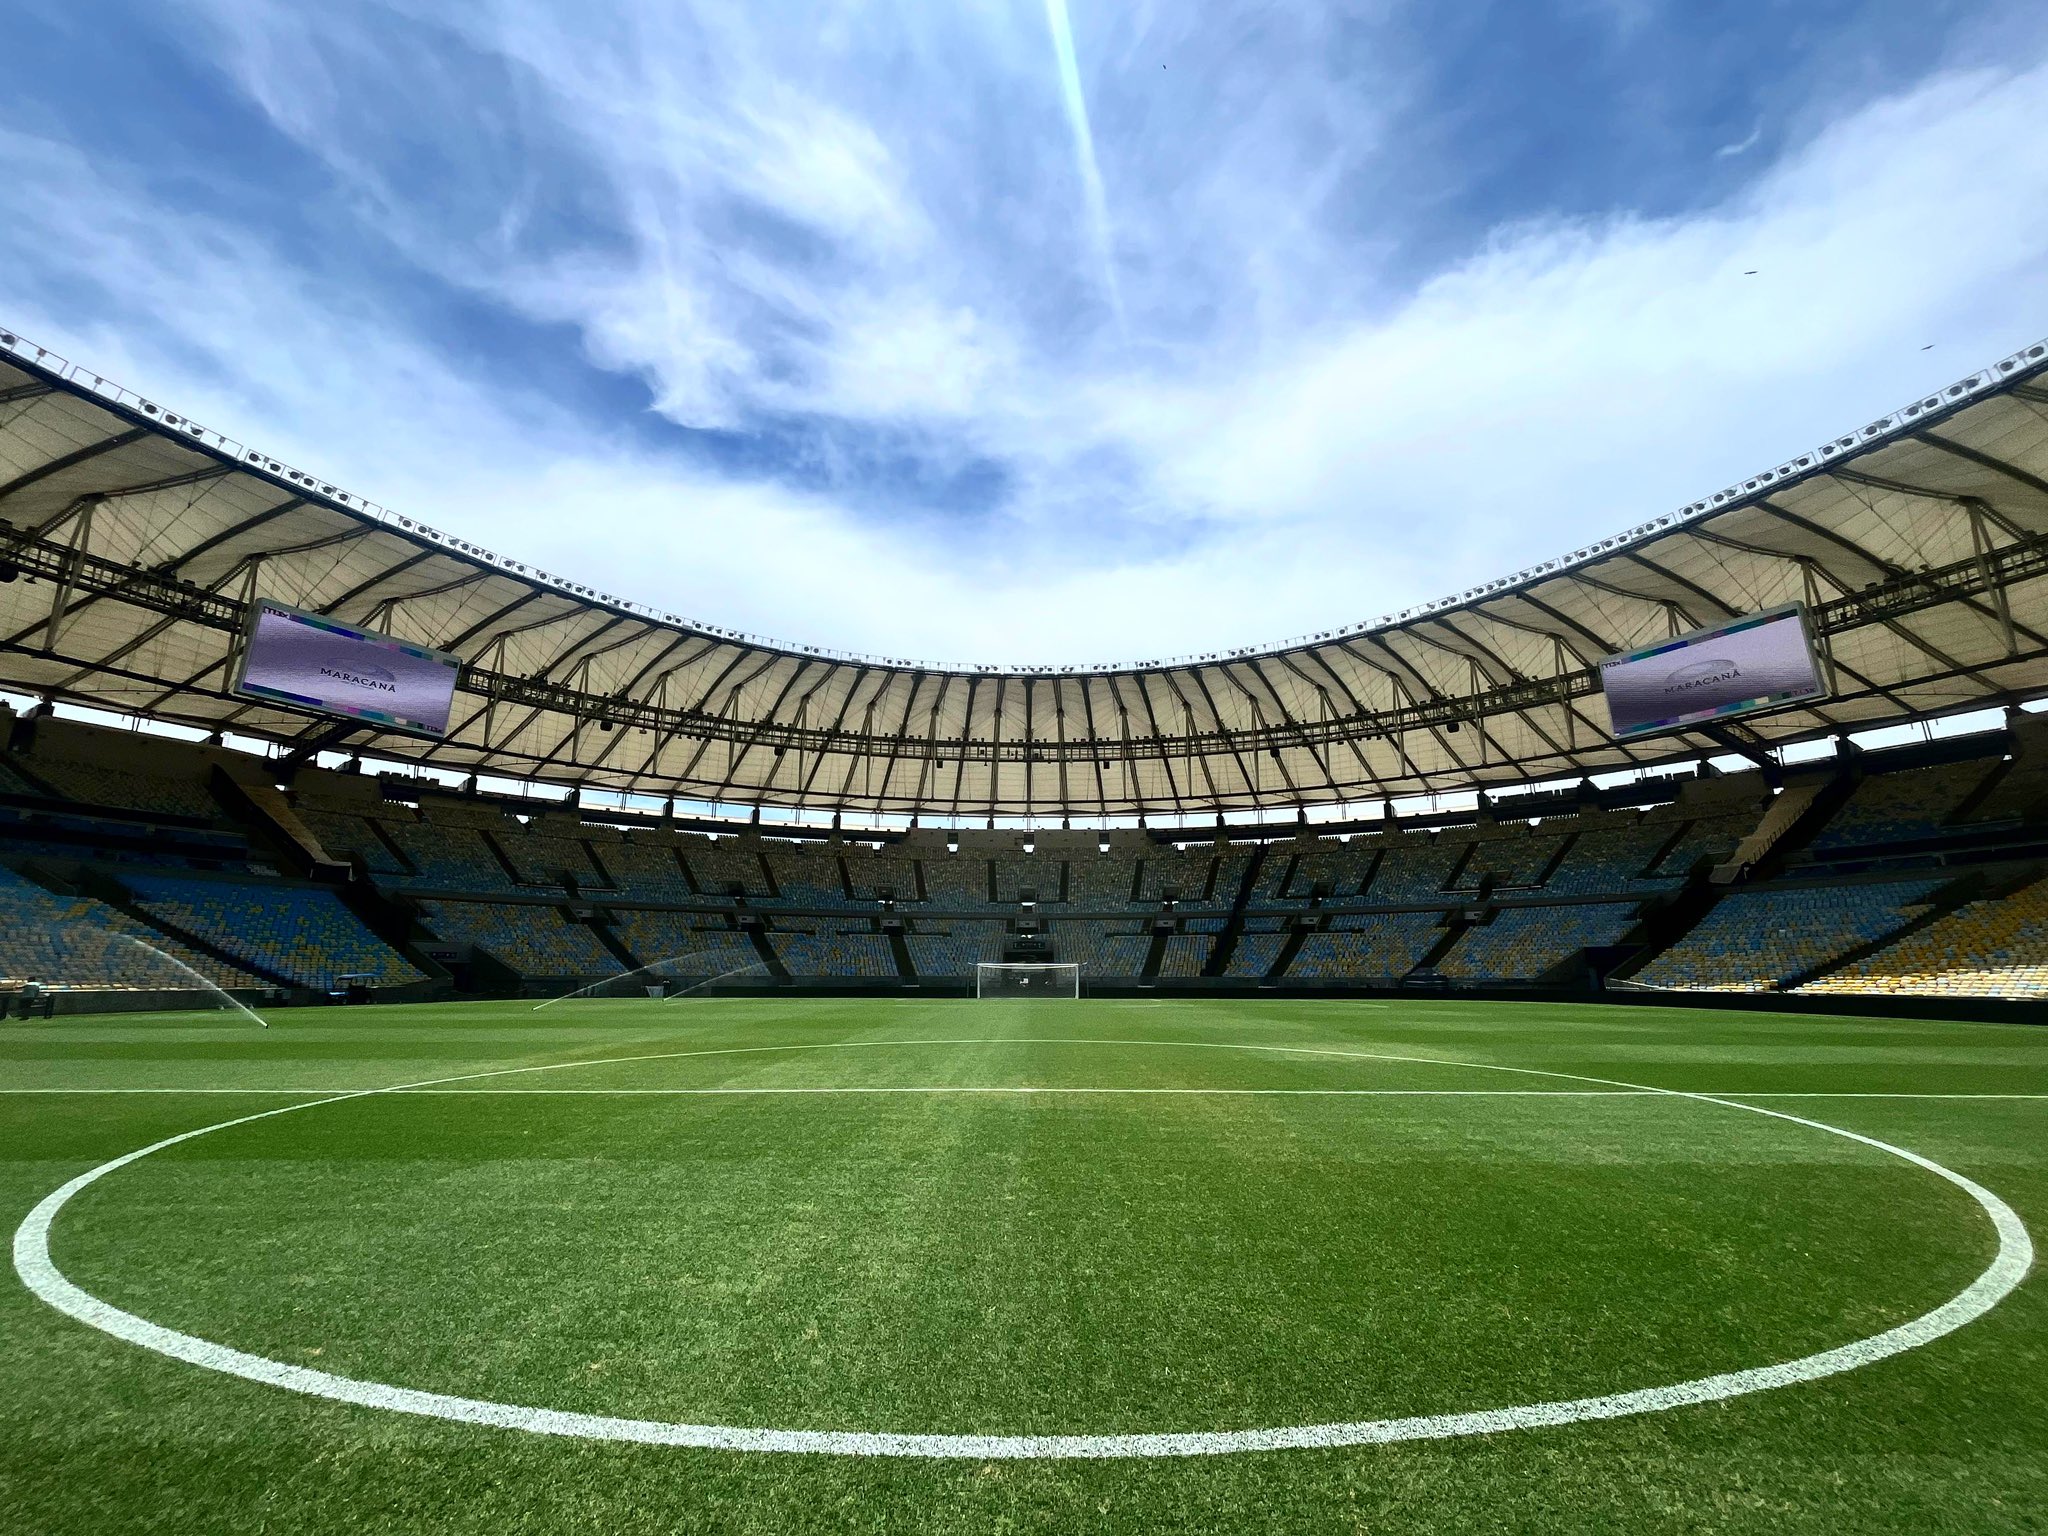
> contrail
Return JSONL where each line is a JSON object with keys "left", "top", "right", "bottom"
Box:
{"left": 1043, "top": 0, "right": 1126, "bottom": 331}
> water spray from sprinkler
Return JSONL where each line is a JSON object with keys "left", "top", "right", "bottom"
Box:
{"left": 107, "top": 933, "right": 270, "bottom": 1028}
{"left": 661, "top": 959, "right": 770, "bottom": 1004}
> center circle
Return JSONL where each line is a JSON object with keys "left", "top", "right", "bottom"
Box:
{"left": 13, "top": 1036, "right": 2033, "bottom": 1457}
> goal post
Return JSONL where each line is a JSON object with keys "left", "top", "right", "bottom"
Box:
{"left": 976, "top": 962, "right": 1081, "bottom": 1000}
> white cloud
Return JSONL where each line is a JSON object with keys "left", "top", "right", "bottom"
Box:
{"left": 1716, "top": 122, "right": 1763, "bottom": 158}
{"left": 2, "top": 8, "right": 2046, "bottom": 667}
{"left": 1163, "top": 62, "right": 2048, "bottom": 550}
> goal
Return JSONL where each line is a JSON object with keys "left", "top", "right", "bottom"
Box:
{"left": 976, "top": 962, "right": 1080, "bottom": 1000}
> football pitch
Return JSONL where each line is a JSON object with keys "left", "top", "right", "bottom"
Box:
{"left": 3, "top": 997, "right": 2044, "bottom": 1534}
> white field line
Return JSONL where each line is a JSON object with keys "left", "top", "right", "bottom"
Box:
{"left": 1704, "top": 1092, "right": 2048, "bottom": 1100}
{"left": 11, "top": 1035, "right": 2036, "bottom": 1460}
{"left": 2, "top": 1086, "right": 2045, "bottom": 1099}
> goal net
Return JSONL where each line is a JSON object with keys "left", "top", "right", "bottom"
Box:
{"left": 976, "top": 962, "right": 1080, "bottom": 1000}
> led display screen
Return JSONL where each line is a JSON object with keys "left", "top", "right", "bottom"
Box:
{"left": 233, "top": 601, "right": 460, "bottom": 738}
{"left": 1598, "top": 604, "right": 1827, "bottom": 741}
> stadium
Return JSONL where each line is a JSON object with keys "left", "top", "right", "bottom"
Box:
{"left": 5, "top": 11, "right": 2048, "bottom": 1524}
{"left": 3, "top": 328, "right": 2046, "bottom": 1006}
{"left": 3, "top": 319, "right": 2045, "bottom": 1529}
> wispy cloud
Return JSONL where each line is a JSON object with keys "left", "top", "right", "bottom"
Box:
{"left": 1, "top": 3, "right": 2044, "bottom": 666}
{"left": 1716, "top": 121, "right": 1764, "bottom": 158}
{"left": 1042, "top": 0, "right": 1125, "bottom": 333}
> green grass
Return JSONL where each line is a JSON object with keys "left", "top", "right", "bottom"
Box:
{"left": 3, "top": 996, "right": 2044, "bottom": 1533}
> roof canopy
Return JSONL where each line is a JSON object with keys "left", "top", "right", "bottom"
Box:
{"left": 1, "top": 329, "right": 2044, "bottom": 817}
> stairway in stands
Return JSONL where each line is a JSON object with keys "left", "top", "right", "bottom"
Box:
{"left": 1710, "top": 768, "right": 1856, "bottom": 885}
{"left": 1200, "top": 844, "right": 1270, "bottom": 977}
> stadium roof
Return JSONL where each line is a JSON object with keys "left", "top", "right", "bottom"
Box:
{"left": 1, "top": 326, "right": 2045, "bottom": 819}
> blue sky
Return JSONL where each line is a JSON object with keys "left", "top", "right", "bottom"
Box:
{"left": 3, "top": 0, "right": 2046, "bottom": 663}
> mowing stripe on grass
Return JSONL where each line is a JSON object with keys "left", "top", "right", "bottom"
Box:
{"left": 12, "top": 1036, "right": 2035, "bottom": 1459}
{"left": 0, "top": 1086, "right": 1654, "bottom": 1096}
{"left": 6, "top": 1087, "right": 2048, "bottom": 1098}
